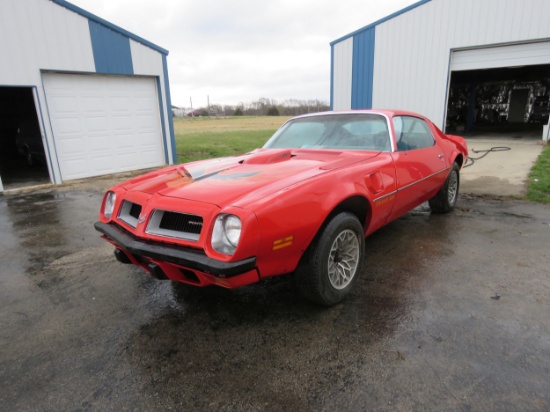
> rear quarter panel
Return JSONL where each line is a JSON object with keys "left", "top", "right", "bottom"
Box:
{"left": 431, "top": 124, "right": 468, "bottom": 167}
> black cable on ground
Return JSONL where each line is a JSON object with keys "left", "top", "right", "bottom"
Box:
{"left": 464, "top": 146, "right": 511, "bottom": 168}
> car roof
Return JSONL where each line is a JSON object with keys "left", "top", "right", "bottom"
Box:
{"left": 291, "top": 109, "right": 428, "bottom": 121}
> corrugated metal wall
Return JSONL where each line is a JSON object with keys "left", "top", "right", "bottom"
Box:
{"left": 0, "top": 0, "right": 96, "bottom": 84}
{"left": 331, "top": 38, "right": 354, "bottom": 111}
{"left": 0, "top": 0, "right": 175, "bottom": 185}
{"left": 332, "top": 0, "right": 550, "bottom": 128}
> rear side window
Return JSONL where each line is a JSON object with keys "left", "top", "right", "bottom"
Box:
{"left": 393, "top": 116, "right": 435, "bottom": 151}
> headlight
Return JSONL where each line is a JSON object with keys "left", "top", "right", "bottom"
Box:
{"left": 211, "top": 214, "right": 242, "bottom": 255}
{"left": 103, "top": 191, "right": 116, "bottom": 219}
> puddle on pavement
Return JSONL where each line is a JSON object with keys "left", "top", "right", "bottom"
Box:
{"left": 113, "top": 202, "right": 466, "bottom": 409}
{"left": 2, "top": 190, "right": 549, "bottom": 410}
{"left": 0, "top": 188, "right": 112, "bottom": 316}
{"left": 2, "top": 190, "right": 103, "bottom": 277}
{"left": 0, "top": 191, "right": 474, "bottom": 407}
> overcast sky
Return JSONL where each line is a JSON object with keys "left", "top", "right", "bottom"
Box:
{"left": 70, "top": 0, "right": 418, "bottom": 109}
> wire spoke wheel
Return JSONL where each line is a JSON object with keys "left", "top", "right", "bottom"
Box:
{"left": 327, "top": 229, "right": 360, "bottom": 290}
{"left": 294, "top": 212, "right": 365, "bottom": 306}
{"left": 447, "top": 169, "right": 458, "bottom": 206}
{"left": 429, "top": 162, "right": 460, "bottom": 214}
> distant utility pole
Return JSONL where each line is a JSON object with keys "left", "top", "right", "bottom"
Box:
{"left": 207, "top": 95, "right": 210, "bottom": 117}
{"left": 190, "top": 97, "right": 193, "bottom": 119}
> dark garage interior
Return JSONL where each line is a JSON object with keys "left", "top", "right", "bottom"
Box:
{"left": 445, "top": 63, "right": 550, "bottom": 137}
{"left": 0, "top": 87, "right": 50, "bottom": 190}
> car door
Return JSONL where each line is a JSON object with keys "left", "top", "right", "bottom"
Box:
{"left": 389, "top": 115, "right": 448, "bottom": 220}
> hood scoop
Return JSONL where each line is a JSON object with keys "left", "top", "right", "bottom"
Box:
{"left": 242, "top": 149, "right": 293, "bottom": 164}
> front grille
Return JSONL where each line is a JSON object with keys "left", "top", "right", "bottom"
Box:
{"left": 159, "top": 211, "right": 203, "bottom": 235}
{"left": 146, "top": 210, "right": 203, "bottom": 242}
{"left": 118, "top": 200, "right": 142, "bottom": 228}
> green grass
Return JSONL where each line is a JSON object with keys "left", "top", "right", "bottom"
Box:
{"left": 175, "top": 130, "right": 275, "bottom": 163}
{"left": 525, "top": 143, "right": 550, "bottom": 203}
{"left": 174, "top": 116, "right": 290, "bottom": 163}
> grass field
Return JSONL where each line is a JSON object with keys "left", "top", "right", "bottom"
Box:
{"left": 174, "top": 116, "right": 291, "bottom": 163}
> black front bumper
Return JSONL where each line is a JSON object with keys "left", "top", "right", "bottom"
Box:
{"left": 94, "top": 222, "right": 256, "bottom": 278}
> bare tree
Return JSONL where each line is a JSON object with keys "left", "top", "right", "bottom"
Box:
{"left": 184, "top": 98, "right": 329, "bottom": 117}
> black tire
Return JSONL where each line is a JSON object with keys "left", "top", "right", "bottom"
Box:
{"left": 294, "top": 212, "right": 365, "bottom": 306}
{"left": 429, "top": 162, "right": 460, "bottom": 214}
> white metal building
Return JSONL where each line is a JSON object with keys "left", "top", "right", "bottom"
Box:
{"left": 0, "top": 0, "right": 176, "bottom": 192}
{"left": 331, "top": 0, "right": 550, "bottom": 131}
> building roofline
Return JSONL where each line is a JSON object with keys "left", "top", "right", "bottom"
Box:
{"left": 51, "top": 0, "right": 169, "bottom": 55}
{"left": 330, "top": 0, "right": 432, "bottom": 46}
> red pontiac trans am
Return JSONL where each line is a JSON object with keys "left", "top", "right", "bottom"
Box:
{"left": 95, "top": 110, "right": 468, "bottom": 305}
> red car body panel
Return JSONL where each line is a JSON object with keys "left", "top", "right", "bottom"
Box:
{"left": 95, "top": 110, "right": 468, "bottom": 289}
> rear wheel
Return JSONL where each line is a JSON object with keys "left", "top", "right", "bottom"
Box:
{"left": 295, "top": 212, "right": 365, "bottom": 306}
{"left": 429, "top": 162, "right": 460, "bottom": 213}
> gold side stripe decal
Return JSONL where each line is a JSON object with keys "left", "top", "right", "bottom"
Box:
{"left": 373, "top": 167, "right": 450, "bottom": 203}
{"left": 398, "top": 167, "right": 449, "bottom": 192}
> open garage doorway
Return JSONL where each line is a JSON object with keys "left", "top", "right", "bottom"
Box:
{"left": 0, "top": 87, "right": 51, "bottom": 191}
{"left": 445, "top": 42, "right": 550, "bottom": 138}
{"left": 445, "top": 64, "right": 550, "bottom": 137}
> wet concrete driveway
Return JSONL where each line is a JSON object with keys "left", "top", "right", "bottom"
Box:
{"left": 1, "top": 187, "right": 549, "bottom": 411}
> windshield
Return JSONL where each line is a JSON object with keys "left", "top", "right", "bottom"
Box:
{"left": 263, "top": 113, "right": 391, "bottom": 151}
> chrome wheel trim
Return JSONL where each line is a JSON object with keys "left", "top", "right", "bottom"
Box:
{"left": 448, "top": 170, "right": 458, "bottom": 205}
{"left": 327, "top": 229, "right": 360, "bottom": 290}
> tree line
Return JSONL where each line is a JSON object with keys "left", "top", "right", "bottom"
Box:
{"left": 174, "top": 97, "right": 330, "bottom": 117}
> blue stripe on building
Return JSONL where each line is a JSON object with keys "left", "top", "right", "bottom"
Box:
{"left": 330, "top": 0, "right": 432, "bottom": 46}
{"left": 53, "top": 0, "right": 168, "bottom": 55}
{"left": 155, "top": 77, "right": 169, "bottom": 164}
{"left": 330, "top": 46, "right": 335, "bottom": 110}
{"left": 162, "top": 54, "right": 177, "bottom": 163}
{"left": 89, "top": 20, "right": 134, "bottom": 75}
{"left": 351, "top": 27, "right": 375, "bottom": 109}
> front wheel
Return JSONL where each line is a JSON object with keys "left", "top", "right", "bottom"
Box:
{"left": 429, "top": 162, "right": 460, "bottom": 213}
{"left": 294, "top": 212, "right": 365, "bottom": 306}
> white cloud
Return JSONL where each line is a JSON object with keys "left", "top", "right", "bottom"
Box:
{"left": 69, "top": 0, "right": 419, "bottom": 108}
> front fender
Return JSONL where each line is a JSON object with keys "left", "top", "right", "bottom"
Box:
{"left": 250, "top": 172, "right": 373, "bottom": 278}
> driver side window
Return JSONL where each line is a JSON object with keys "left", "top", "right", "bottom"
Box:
{"left": 393, "top": 116, "right": 435, "bottom": 151}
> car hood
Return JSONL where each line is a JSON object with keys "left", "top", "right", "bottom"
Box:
{"left": 120, "top": 148, "right": 379, "bottom": 207}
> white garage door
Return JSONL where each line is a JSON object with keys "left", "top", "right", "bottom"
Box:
{"left": 43, "top": 73, "right": 165, "bottom": 181}
{"left": 451, "top": 41, "right": 550, "bottom": 72}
